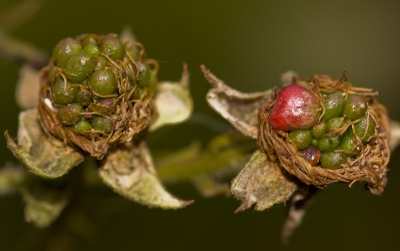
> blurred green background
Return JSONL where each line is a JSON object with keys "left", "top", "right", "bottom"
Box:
{"left": 1, "top": 0, "right": 400, "bottom": 250}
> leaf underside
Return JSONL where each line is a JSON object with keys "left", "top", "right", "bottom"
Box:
{"left": 99, "top": 141, "right": 193, "bottom": 209}
{"left": 5, "top": 109, "right": 84, "bottom": 178}
{"left": 231, "top": 150, "right": 298, "bottom": 212}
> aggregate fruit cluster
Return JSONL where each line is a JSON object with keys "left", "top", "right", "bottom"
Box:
{"left": 269, "top": 83, "right": 375, "bottom": 169}
{"left": 38, "top": 33, "right": 158, "bottom": 159}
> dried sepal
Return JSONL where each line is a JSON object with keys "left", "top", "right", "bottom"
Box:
{"left": 15, "top": 64, "right": 41, "bottom": 109}
{"left": 231, "top": 150, "right": 298, "bottom": 212}
{"left": 5, "top": 109, "right": 84, "bottom": 178}
{"left": 21, "top": 186, "right": 69, "bottom": 228}
{"left": 0, "top": 163, "right": 27, "bottom": 194}
{"left": 99, "top": 141, "right": 193, "bottom": 209}
{"left": 281, "top": 186, "right": 318, "bottom": 244}
{"left": 201, "top": 65, "right": 272, "bottom": 139}
{"left": 150, "top": 63, "right": 193, "bottom": 131}
{"left": 389, "top": 120, "right": 400, "bottom": 151}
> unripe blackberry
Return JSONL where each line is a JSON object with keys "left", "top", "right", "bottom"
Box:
{"left": 39, "top": 33, "right": 159, "bottom": 159}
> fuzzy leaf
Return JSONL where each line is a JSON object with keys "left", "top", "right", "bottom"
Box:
{"left": 231, "top": 150, "right": 298, "bottom": 212}
{"left": 99, "top": 142, "right": 193, "bottom": 209}
{"left": 0, "top": 164, "right": 26, "bottom": 194}
{"left": 201, "top": 65, "right": 272, "bottom": 138}
{"left": 150, "top": 63, "right": 192, "bottom": 131}
{"left": 22, "top": 187, "right": 68, "bottom": 228}
{"left": 5, "top": 109, "right": 84, "bottom": 178}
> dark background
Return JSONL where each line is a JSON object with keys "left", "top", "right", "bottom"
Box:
{"left": 1, "top": 0, "right": 400, "bottom": 250}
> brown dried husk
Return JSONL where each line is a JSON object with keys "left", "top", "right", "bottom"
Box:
{"left": 38, "top": 42, "right": 158, "bottom": 160}
{"left": 258, "top": 74, "right": 390, "bottom": 195}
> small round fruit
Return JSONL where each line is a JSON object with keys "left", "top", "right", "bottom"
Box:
{"left": 311, "top": 122, "right": 327, "bottom": 139}
{"left": 320, "top": 151, "right": 347, "bottom": 169}
{"left": 96, "top": 98, "right": 117, "bottom": 115}
{"left": 57, "top": 103, "right": 83, "bottom": 125}
{"left": 326, "top": 117, "right": 345, "bottom": 131}
{"left": 47, "top": 66, "right": 62, "bottom": 84}
{"left": 288, "top": 129, "right": 312, "bottom": 150}
{"left": 95, "top": 55, "right": 108, "bottom": 70}
{"left": 52, "top": 80, "right": 78, "bottom": 105}
{"left": 83, "top": 43, "right": 100, "bottom": 56}
{"left": 354, "top": 114, "right": 376, "bottom": 144}
{"left": 269, "top": 85, "right": 320, "bottom": 131}
{"left": 81, "top": 36, "right": 97, "bottom": 47}
{"left": 75, "top": 89, "right": 92, "bottom": 106}
{"left": 89, "top": 70, "right": 117, "bottom": 95}
{"left": 138, "top": 64, "right": 151, "bottom": 87}
{"left": 72, "top": 120, "right": 92, "bottom": 134}
{"left": 91, "top": 116, "right": 112, "bottom": 133}
{"left": 342, "top": 94, "right": 367, "bottom": 120}
{"left": 322, "top": 92, "right": 344, "bottom": 120}
{"left": 65, "top": 53, "right": 95, "bottom": 83}
{"left": 317, "top": 135, "right": 341, "bottom": 152}
{"left": 299, "top": 146, "right": 321, "bottom": 166}
{"left": 53, "top": 38, "right": 82, "bottom": 67}
{"left": 337, "top": 134, "right": 359, "bottom": 157}
{"left": 101, "top": 34, "right": 124, "bottom": 60}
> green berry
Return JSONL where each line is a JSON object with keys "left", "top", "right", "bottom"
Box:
{"left": 92, "top": 116, "right": 112, "bottom": 133}
{"left": 312, "top": 138, "right": 318, "bottom": 146}
{"left": 133, "top": 87, "right": 144, "bottom": 99}
{"left": 89, "top": 70, "right": 117, "bottom": 95}
{"left": 337, "top": 134, "right": 359, "bottom": 157}
{"left": 57, "top": 103, "right": 83, "bottom": 125}
{"left": 75, "top": 89, "right": 92, "bottom": 106}
{"left": 317, "top": 135, "right": 341, "bottom": 152}
{"left": 354, "top": 114, "right": 376, "bottom": 144}
{"left": 81, "top": 35, "right": 97, "bottom": 47}
{"left": 326, "top": 117, "right": 345, "bottom": 131}
{"left": 138, "top": 64, "right": 151, "bottom": 87}
{"left": 127, "top": 48, "right": 139, "bottom": 59}
{"left": 65, "top": 53, "right": 95, "bottom": 83}
{"left": 53, "top": 38, "right": 82, "bottom": 67}
{"left": 322, "top": 92, "right": 344, "bottom": 120}
{"left": 47, "top": 66, "right": 62, "bottom": 84}
{"left": 94, "top": 55, "right": 108, "bottom": 70}
{"left": 288, "top": 129, "right": 312, "bottom": 150}
{"left": 311, "top": 122, "right": 327, "bottom": 139}
{"left": 342, "top": 94, "right": 367, "bottom": 120}
{"left": 52, "top": 80, "right": 78, "bottom": 105}
{"left": 320, "top": 151, "right": 347, "bottom": 169}
{"left": 101, "top": 34, "right": 124, "bottom": 60}
{"left": 72, "top": 120, "right": 92, "bottom": 134}
{"left": 83, "top": 43, "right": 100, "bottom": 56}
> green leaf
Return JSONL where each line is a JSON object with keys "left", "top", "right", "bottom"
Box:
{"left": 231, "top": 150, "right": 298, "bottom": 212}
{"left": 5, "top": 109, "right": 84, "bottom": 178}
{"left": 150, "top": 63, "right": 193, "bottom": 131}
{"left": 99, "top": 142, "right": 193, "bottom": 209}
